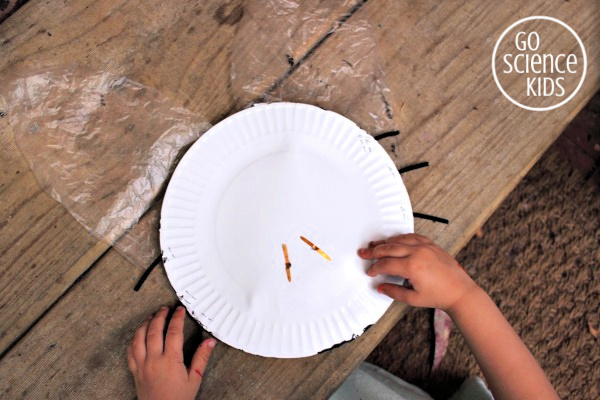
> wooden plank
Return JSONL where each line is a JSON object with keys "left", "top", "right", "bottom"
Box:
{"left": 0, "top": 226, "right": 404, "bottom": 400}
{"left": 0, "top": 0, "right": 366, "bottom": 356}
{"left": 0, "top": 250, "right": 182, "bottom": 399}
{"left": 1, "top": 0, "right": 599, "bottom": 399}
{"left": 0, "top": 0, "right": 248, "bottom": 354}
{"left": 0, "top": 227, "right": 406, "bottom": 400}
{"left": 0, "top": 117, "right": 110, "bottom": 354}
{"left": 268, "top": 1, "right": 600, "bottom": 396}
{"left": 361, "top": 0, "right": 600, "bottom": 255}
{"left": 230, "top": 0, "right": 367, "bottom": 101}
{"left": 205, "top": 1, "right": 600, "bottom": 398}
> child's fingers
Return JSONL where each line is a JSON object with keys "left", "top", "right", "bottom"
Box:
{"left": 164, "top": 306, "right": 185, "bottom": 359}
{"left": 132, "top": 316, "right": 151, "bottom": 363}
{"left": 367, "top": 257, "right": 411, "bottom": 277}
{"left": 365, "top": 234, "right": 431, "bottom": 253}
{"left": 378, "top": 283, "right": 419, "bottom": 305}
{"left": 368, "top": 240, "right": 386, "bottom": 248}
{"left": 385, "top": 233, "right": 431, "bottom": 246}
{"left": 189, "top": 338, "right": 217, "bottom": 386}
{"left": 127, "top": 343, "right": 137, "bottom": 373}
{"left": 146, "top": 307, "right": 169, "bottom": 357}
{"left": 358, "top": 243, "right": 413, "bottom": 259}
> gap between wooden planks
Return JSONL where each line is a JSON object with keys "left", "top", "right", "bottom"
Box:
{"left": 1, "top": 0, "right": 599, "bottom": 398}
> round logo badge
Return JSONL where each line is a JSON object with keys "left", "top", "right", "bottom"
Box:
{"left": 492, "top": 16, "right": 587, "bottom": 111}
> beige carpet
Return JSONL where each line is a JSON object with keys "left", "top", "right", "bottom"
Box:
{"left": 366, "top": 148, "right": 600, "bottom": 400}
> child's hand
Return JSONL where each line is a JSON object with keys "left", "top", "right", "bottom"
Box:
{"left": 127, "top": 306, "right": 216, "bottom": 400}
{"left": 358, "top": 234, "right": 479, "bottom": 312}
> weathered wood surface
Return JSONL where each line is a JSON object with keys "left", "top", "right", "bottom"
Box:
{"left": 0, "top": 0, "right": 599, "bottom": 399}
{"left": 364, "top": 0, "right": 600, "bottom": 255}
{"left": 0, "top": 0, "right": 247, "bottom": 354}
{"left": 0, "top": 0, "right": 364, "bottom": 358}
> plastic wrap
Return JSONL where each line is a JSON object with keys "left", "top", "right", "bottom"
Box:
{"left": 0, "top": 65, "right": 210, "bottom": 269}
{"left": 231, "top": 0, "right": 397, "bottom": 134}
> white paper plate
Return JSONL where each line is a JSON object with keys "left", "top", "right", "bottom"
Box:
{"left": 160, "top": 102, "right": 413, "bottom": 358}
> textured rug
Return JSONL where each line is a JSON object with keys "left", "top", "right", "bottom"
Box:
{"left": 0, "top": 0, "right": 27, "bottom": 24}
{"left": 366, "top": 148, "right": 600, "bottom": 400}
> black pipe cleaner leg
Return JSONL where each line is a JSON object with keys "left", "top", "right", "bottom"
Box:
{"left": 134, "top": 254, "right": 162, "bottom": 291}
{"left": 413, "top": 212, "right": 449, "bottom": 224}
{"left": 398, "top": 162, "right": 429, "bottom": 174}
{"left": 373, "top": 130, "right": 400, "bottom": 141}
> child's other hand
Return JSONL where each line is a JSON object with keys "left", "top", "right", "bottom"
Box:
{"left": 127, "top": 306, "right": 216, "bottom": 400}
{"left": 358, "top": 234, "right": 479, "bottom": 312}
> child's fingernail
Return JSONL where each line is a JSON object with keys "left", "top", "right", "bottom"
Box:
{"left": 177, "top": 305, "right": 184, "bottom": 311}
{"left": 358, "top": 248, "right": 367, "bottom": 254}
{"left": 377, "top": 286, "right": 384, "bottom": 294}
{"left": 207, "top": 338, "right": 217, "bottom": 348}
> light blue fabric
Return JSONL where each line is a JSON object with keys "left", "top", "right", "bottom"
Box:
{"left": 329, "top": 362, "right": 494, "bottom": 400}
{"left": 449, "top": 376, "right": 494, "bottom": 400}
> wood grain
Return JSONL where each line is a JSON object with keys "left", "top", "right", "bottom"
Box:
{"left": 0, "top": 116, "right": 109, "bottom": 354}
{"left": 0, "top": 0, "right": 239, "bottom": 355}
{"left": 363, "top": 0, "right": 600, "bottom": 255}
{"left": 0, "top": 250, "right": 182, "bottom": 399}
{"left": 0, "top": 0, "right": 365, "bottom": 357}
{"left": 0, "top": 0, "right": 598, "bottom": 398}
{"left": 0, "top": 0, "right": 245, "bottom": 355}
{"left": 0, "top": 242, "right": 406, "bottom": 400}
{"left": 273, "top": 1, "right": 600, "bottom": 396}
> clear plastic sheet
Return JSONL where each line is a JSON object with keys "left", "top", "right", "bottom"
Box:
{"left": 0, "top": 65, "right": 210, "bottom": 269}
{"left": 114, "top": 202, "right": 162, "bottom": 270}
{"left": 231, "top": 0, "right": 397, "bottom": 134}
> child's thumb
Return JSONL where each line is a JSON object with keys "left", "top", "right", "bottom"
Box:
{"left": 189, "top": 338, "right": 217, "bottom": 386}
{"left": 378, "top": 283, "right": 418, "bottom": 305}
